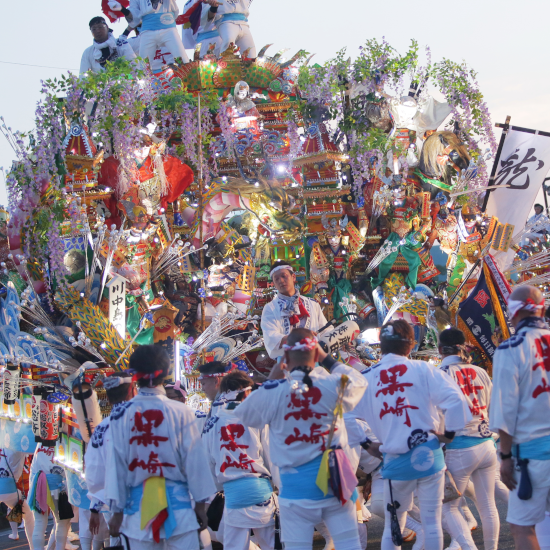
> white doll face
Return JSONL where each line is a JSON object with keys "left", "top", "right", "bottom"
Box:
{"left": 328, "top": 235, "right": 341, "bottom": 249}
{"left": 236, "top": 84, "right": 249, "bottom": 99}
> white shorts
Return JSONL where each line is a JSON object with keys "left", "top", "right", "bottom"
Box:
{"left": 127, "top": 531, "right": 199, "bottom": 550}
{"left": 507, "top": 458, "right": 550, "bottom": 526}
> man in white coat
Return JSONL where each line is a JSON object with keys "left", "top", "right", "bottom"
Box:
{"left": 261, "top": 261, "right": 327, "bottom": 361}
{"left": 235, "top": 327, "right": 367, "bottom": 550}
{"left": 109, "top": 0, "right": 189, "bottom": 66}
{"left": 182, "top": 0, "right": 222, "bottom": 57}
{"left": 490, "top": 285, "right": 550, "bottom": 550}
{"left": 354, "top": 319, "right": 471, "bottom": 550}
{"left": 206, "top": 0, "right": 256, "bottom": 58}
{"left": 438, "top": 327, "right": 499, "bottom": 550}
{"left": 106, "top": 345, "right": 216, "bottom": 550}
{"left": 203, "top": 370, "right": 276, "bottom": 549}
{"left": 80, "top": 17, "right": 137, "bottom": 75}
{"left": 84, "top": 373, "right": 136, "bottom": 550}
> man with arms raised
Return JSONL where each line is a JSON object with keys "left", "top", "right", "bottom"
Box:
{"left": 490, "top": 285, "right": 550, "bottom": 550}
{"left": 234, "top": 327, "right": 367, "bottom": 550}
{"left": 261, "top": 261, "right": 327, "bottom": 361}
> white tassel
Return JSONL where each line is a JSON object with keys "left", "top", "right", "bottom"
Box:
{"left": 154, "top": 152, "right": 170, "bottom": 197}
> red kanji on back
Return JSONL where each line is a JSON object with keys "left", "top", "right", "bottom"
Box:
{"left": 129, "top": 451, "right": 175, "bottom": 475}
{"left": 284, "top": 424, "right": 331, "bottom": 451}
{"left": 380, "top": 397, "right": 419, "bottom": 427}
{"left": 130, "top": 410, "right": 168, "bottom": 447}
{"left": 284, "top": 387, "right": 327, "bottom": 421}
{"left": 376, "top": 364, "right": 413, "bottom": 397}
{"left": 532, "top": 336, "right": 550, "bottom": 399}
{"left": 220, "top": 424, "right": 249, "bottom": 452}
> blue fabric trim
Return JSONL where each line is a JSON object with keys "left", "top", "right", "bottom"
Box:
{"left": 197, "top": 30, "right": 220, "bottom": 41}
{"left": 446, "top": 436, "right": 493, "bottom": 450}
{"left": 280, "top": 455, "right": 334, "bottom": 501}
{"left": 220, "top": 13, "right": 248, "bottom": 23}
{"left": 224, "top": 477, "right": 273, "bottom": 509}
{"left": 0, "top": 477, "right": 17, "bottom": 494}
{"left": 513, "top": 433, "right": 550, "bottom": 461}
{"left": 382, "top": 438, "right": 445, "bottom": 481}
{"left": 141, "top": 13, "right": 176, "bottom": 31}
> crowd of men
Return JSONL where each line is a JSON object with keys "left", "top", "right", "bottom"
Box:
{"left": 1, "top": 263, "right": 550, "bottom": 550}
{"left": 80, "top": 0, "right": 255, "bottom": 75}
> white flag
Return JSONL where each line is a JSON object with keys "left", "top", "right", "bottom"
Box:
{"left": 487, "top": 128, "right": 550, "bottom": 229}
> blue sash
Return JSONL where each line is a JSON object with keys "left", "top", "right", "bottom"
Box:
{"left": 513, "top": 433, "right": 550, "bottom": 461}
{"left": 197, "top": 30, "right": 220, "bottom": 42}
{"left": 0, "top": 477, "right": 17, "bottom": 494}
{"left": 46, "top": 473, "right": 64, "bottom": 491}
{"left": 66, "top": 470, "right": 91, "bottom": 510}
{"left": 124, "top": 480, "right": 191, "bottom": 515}
{"left": 280, "top": 455, "right": 334, "bottom": 501}
{"left": 220, "top": 13, "right": 248, "bottom": 23}
{"left": 446, "top": 436, "right": 493, "bottom": 450}
{"left": 141, "top": 13, "right": 176, "bottom": 31}
{"left": 382, "top": 438, "right": 445, "bottom": 481}
{"left": 224, "top": 477, "right": 272, "bottom": 509}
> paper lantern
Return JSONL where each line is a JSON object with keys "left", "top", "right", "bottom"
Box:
{"left": 71, "top": 385, "right": 103, "bottom": 443}
{"left": 319, "top": 320, "right": 360, "bottom": 355}
{"left": 31, "top": 389, "right": 42, "bottom": 443}
{"left": 40, "top": 391, "right": 59, "bottom": 447}
{"left": 3, "top": 364, "right": 20, "bottom": 405}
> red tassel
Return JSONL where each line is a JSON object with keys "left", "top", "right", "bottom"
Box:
{"left": 151, "top": 508, "right": 169, "bottom": 543}
{"left": 289, "top": 314, "right": 300, "bottom": 325}
{"left": 298, "top": 299, "right": 310, "bottom": 319}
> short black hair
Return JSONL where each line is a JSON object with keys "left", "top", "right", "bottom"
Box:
{"left": 198, "top": 361, "right": 227, "bottom": 376}
{"left": 89, "top": 16, "right": 107, "bottom": 28}
{"left": 129, "top": 345, "right": 170, "bottom": 388}
{"left": 535, "top": 204, "right": 544, "bottom": 210}
{"left": 439, "top": 327, "right": 466, "bottom": 347}
{"left": 380, "top": 320, "right": 415, "bottom": 356}
{"left": 106, "top": 383, "right": 131, "bottom": 404}
{"left": 219, "top": 370, "right": 253, "bottom": 394}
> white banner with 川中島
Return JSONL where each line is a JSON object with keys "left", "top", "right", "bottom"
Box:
{"left": 486, "top": 127, "right": 550, "bottom": 269}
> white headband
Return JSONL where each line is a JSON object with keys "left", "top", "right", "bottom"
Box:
{"left": 103, "top": 376, "right": 133, "bottom": 390}
{"left": 507, "top": 297, "right": 545, "bottom": 319}
{"left": 270, "top": 265, "right": 294, "bottom": 277}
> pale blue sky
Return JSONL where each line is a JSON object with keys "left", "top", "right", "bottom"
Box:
{"left": 1, "top": 0, "right": 549, "bottom": 208}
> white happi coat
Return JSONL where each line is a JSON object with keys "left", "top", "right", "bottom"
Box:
{"left": 105, "top": 386, "right": 216, "bottom": 541}
{"left": 216, "top": 0, "right": 252, "bottom": 20}
{"left": 181, "top": 0, "right": 220, "bottom": 50}
{"left": 261, "top": 293, "right": 327, "bottom": 360}
{"left": 0, "top": 449, "right": 25, "bottom": 483}
{"left": 440, "top": 355, "right": 493, "bottom": 438}
{"left": 80, "top": 35, "right": 136, "bottom": 75}
{"left": 234, "top": 361, "right": 367, "bottom": 469}
{"left": 354, "top": 354, "right": 471, "bottom": 455}
{"left": 128, "top": 0, "right": 180, "bottom": 23}
{"left": 85, "top": 402, "right": 131, "bottom": 511}
{"left": 202, "top": 398, "right": 275, "bottom": 528}
{"left": 490, "top": 317, "right": 550, "bottom": 445}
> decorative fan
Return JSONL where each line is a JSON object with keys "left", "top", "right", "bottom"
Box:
{"left": 204, "top": 337, "right": 236, "bottom": 361}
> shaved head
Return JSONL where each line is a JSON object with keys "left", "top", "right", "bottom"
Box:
{"left": 284, "top": 328, "right": 319, "bottom": 368}
{"left": 510, "top": 285, "right": 543, "bottom": 304}
{"left": 509, "top": 285, "right": 544, "bottom": 327}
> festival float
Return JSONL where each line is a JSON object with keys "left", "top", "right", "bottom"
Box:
{"left": 0, "top": 16, "right": 549, "bottom": 490}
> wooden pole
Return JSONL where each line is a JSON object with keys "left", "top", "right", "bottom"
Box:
{"left": 481, "top": 115, "right": 511, "bottom": 212}
{"left": 198, "top": 92, "right": 206, "bottom": 332}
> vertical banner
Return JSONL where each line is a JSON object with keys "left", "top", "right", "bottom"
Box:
{"left": 106, "top": 275, "right": 127, "bottom": 339}
{"left": 487, "top": 128, "right": 550, "bottom": 230}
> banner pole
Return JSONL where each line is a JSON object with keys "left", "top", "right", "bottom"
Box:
{"left": 482, "top": 115, "right": 511, "bottom": 212}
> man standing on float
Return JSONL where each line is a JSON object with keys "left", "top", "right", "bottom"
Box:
{"left": 261, "top": 261, "right": 327, "bottom": 361}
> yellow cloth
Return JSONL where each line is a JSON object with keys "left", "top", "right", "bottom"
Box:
{"left": 316, "top": 449, "right": 331, "bottom": 496}
{"left": 140, "top": 477, "right": 167, "bottom": 530}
